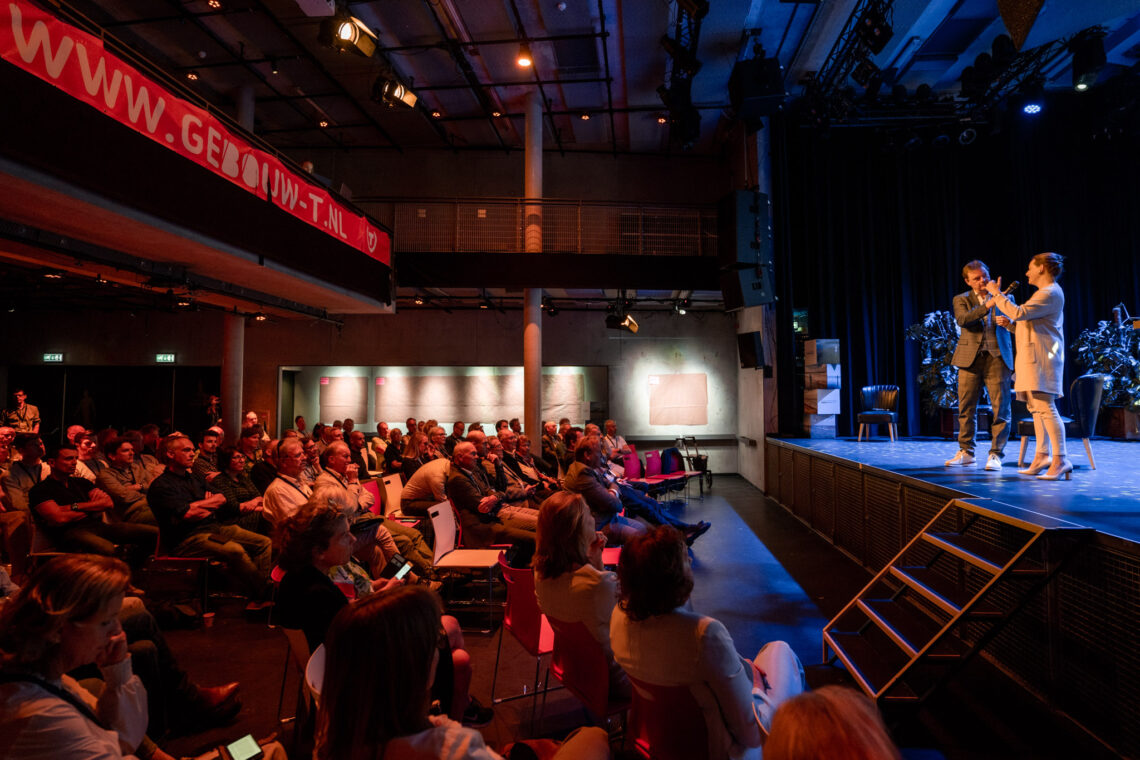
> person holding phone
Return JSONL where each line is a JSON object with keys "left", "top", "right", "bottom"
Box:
{"left": 316, "top": 586, "right": 609, "bottom": 760}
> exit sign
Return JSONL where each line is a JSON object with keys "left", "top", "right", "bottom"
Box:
{"left": 155, "top": 353, "right": 176, "bottom": 364}
{"left": 43, "top": 353, "right": 63, "bottom": 363}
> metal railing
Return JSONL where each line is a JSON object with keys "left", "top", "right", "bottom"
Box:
{"left": 356, "top": 199, "right": 719, "bottom": 256}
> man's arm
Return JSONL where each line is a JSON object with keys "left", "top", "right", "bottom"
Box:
{"left": 96, "top": 468, "right": 142, "bottom": 507}
{"left": 953, "top": 292, "right": 991, "bottom": 327}
{"left": 33, "top": 488, "right": 113, "bottom": 526}
{"left": 184, "top": 491, "right": 226, "bottom": 520}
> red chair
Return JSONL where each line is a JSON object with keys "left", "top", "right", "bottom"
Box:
{"left": 627, "top": 675, "right": 709, "bottom": 760}
{"left": 645, "top": 450, "right": 685, "bottom": 499}
{"left": 660, "top": 446, "right": 704, "bottom": 501}
{"left": 624, "top": 447, "right": 666, "bottom": 497}
{"left": 491, "top": 553, "right": 555, "bottom": 727}
{"left": 362, "top": 479, "right": 382, "bottom": 515}
{"left": 547, "top": 617, "right": 631, "bottom": 724}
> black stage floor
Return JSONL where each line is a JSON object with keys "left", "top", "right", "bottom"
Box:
{"left": 776, "top": 435, "right": 1140, "bottom": 542}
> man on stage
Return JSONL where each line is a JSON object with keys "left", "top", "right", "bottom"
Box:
{"left": 946, "top": 260, "right": 1014, "bottom": 471}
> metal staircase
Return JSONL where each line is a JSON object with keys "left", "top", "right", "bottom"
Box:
{"left": 823, "top": 498, "right": 1090, "bottom": 703}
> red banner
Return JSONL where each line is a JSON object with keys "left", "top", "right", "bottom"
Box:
{"left": 1, "top": 0, "right": 390, "bottom": 265}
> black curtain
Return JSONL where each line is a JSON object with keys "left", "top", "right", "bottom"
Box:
{"left": 771, "top": 92, "right": 1140, "bottom": 436}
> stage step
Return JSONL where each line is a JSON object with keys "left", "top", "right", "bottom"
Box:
{"left": 825, "top": 498, "right": 1077, "bottom": 707}
{"left": 890, "top": 566, "right": 1001, "bottom": 619}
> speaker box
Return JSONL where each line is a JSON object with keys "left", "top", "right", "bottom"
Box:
{"left": 718, "top": 190, "right": 775, "bottom": 310}
{"left": 728, "top": 58, "right": 787, "bottom": 122}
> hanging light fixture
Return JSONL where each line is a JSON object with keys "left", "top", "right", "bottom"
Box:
{"left": 516, "top": 42, "right": 533, "bottom": 68}
{"left": 319, "top": 13, "right": 378, "bottom": 58}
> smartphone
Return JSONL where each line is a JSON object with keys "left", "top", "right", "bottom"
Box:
{"left": 380, "top": 552, "right": 409, "bottom": 579}
{"left": 218, "top": 734, "right": 263, "bottom": 760}
{"left": 393, "top": 560, "right": 413, "bottom": 580}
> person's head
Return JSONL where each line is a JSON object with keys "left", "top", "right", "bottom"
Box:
{"left": 486, "top": 436, "right": 504, "bottom": 457}
{"left": 452, "top": 441, "right": 478, "bottom": 470}
{"left": 558, "top": 419, "right": 572, "bottom": 436}
{"left": 509, "top": 418, "right": 521, "bottom": 434}
{"left": 563, "top": 427, "right": 584, "bottom": 454}
{"left": 199, "top": 429, "right": 221, "bottom": 454}
{"left": 0, "top": 426, "right": 15, "bottom": 446}
{"left": 303, "top": 436, "right": 319, "bottom": 463}
{"left": 331, "top": 427, "right": 344, "bottom": 443}
{"left": 295, "top": 415, "right": 306, "bottom": 430}
{"left": 574, "top": 435, "right": 603, "bottom": 467}
{"left": 0, "top": 554, "right": 130, "bottom": 676}
{"left": 1028, "top": 252, "right": 1064, "bottom": 285}
{"left": 321, "top": 441, "right": 351, "bottom": 475}
{"left": 584, "top": 422, "right": 601, "bottom": 437}
{"left": 534, "top": 492, "right": 595, "bottom": 579}
{"left": 276, "top": 494, "right": 352, "bottom": 573}
{"left": 429, "top": 427, "right": 446, "bottom": 448}
{"left": 76, "top": 434, "right": 97, "bottom": 461}
{"left": 604, "top": 419, "right": 618, "bottom": 437}
{"left": 277, "top": 438, "right": 305, "bottom": 477}
{"left": 543, "top": 420, "right": 557, "bottom": 436}
{"left": 12, "top": 388, "right": 27, "bottom": 406}
{"left": 465, "top": 429, "right": 487, "bottom": 456}
{"left": 452, "top": 421, "right": 465, "bottom": 436}
{"left": 239, "top": 425, "right": 261, "bottom": 453}
{"left": 316, "top": 586, "right": 442, "bottom": 760}
{"left": 500, "top": 429, "right": 518, "bottom": 452}
{"left": 405, "top": 417, "right": 416, "bottom": 432}
{"left": 66, "top": 425, "right": 87, "bottom": 445}
{"left": 104, "top": 437, "right": 135, "bottom": 467}
{"left": 390, "top": 427, "right": 403, "bottom": 445}
{"left": 425, "top": 420, "right": 438, "bottom": 434}
{"left": 14, "top": 433, "right": 44, "bottom": 462}
{"left": 218, "top": 445, "right": 246, "bottom": 475}
{"left": 495, "top": 419, "right": 509, "bottom": 433}
{"left": 262, "top": 438, "right": 281, "bottom": 468}
{"left": 312, "top": 422, "right": 324, "bottom": 440}
{"left": 342, "top": 418, "right": 355, "bottom": 434}
{"left": 348, "top": 430, "right": 366, "bottom": 452}
{"left": 765, "top": 686, "right": 901, "bottom": 760}
{"left": 45, "top": 441, "right": 78, "bottom": 479}
{"left": 961, "top": 260, "right": 990, "bottom": 294}
{"left": 518, "top": 434, "right": 534, "bottom": 456}
{"left": 160, "top": 434, "right": 195, "bottom": 471}
{"left": 320, "top": 425, "right": 336, "bottom": 444}
{"left": 244, "top": 411, "right": 259, "bottom": 427}
{"left": 617, "top": 526, "right": 694, "bottom": 621}
{"left": 403, "top": 431, "right": 427, "bottom": 458}
{"left": 139, "top": 424, "right": 161, "bottom": 448}
{"left": 332, "top": 420, "right": 343, "bottom": 430}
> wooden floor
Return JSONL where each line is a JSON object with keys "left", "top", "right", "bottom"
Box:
{"left": 161, "top": 475, "right": 1115, "bottom": 759}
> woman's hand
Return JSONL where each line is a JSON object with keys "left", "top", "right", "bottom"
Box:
{"left": 96, "top": 631, "right": 129, "bottom": 668}
{"left": 984, "top": 277, "right": 1002, "bottom": 296}
{"left": 372, "top": 576, "right": 406, "bottom": 594}
{"left": 588, "top": 531, "right": 607, "bottom": 569}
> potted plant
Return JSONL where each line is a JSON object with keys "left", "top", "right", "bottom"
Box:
{"left": 905, "top": 310, "right": 961, "bottom": 430}
{"left": 1070, "top": 307, "right": 1140, "bottom": 438}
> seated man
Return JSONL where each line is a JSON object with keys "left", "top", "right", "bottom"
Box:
{"left": 148, "top": 434, "right": 271, "bottom": 608}
{"left": 562, "top": 436, "right": 646, "bottom": 545}
{"left": 601, "top": 419, "right": 632, "bottom": 464}
{"left": 539, "top": 420, "right": 565, "bottom": 478}
{"left": 249, "top": 438, "right": 280, "bottom": 494}
{"left": 444, "top": 421, "right": 465, "bottom": 456}
{"left": 29, "top": 441, "right": 157, "bottom": 566}
{"left": 369, "top": 421, "right": 390, "bottom": 461}
{"left": 261, "top": 438, "right": 312, "bottom": 527}
{"left": 74, "top": 433, "right": 104, "bottom": 481}
{"left": 192, "top": 428, "right": 222, "bottom": 483}
{"left": 2, "top": 433, "right": 50, "bottom": 514}
{"left": 97, "top": 437, "right": 158, "bottom": 526}
{"left": 446, "top": 442, "right": 537, "bottom": 548}
{"left": 347, "top": 430, "right": 378, "bottom": 475}
{"left": 300, "top": 436, "right": 323, "bottom": 484}
{"left": 500, "top": 428, "right": 558, "bottom": 496}
{"left": 400, "top": 455, "right": 451, "bottom": 516}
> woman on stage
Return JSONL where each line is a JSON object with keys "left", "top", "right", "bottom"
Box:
{"left": 986, "top": 252, "right": 1070, "bottom": 480}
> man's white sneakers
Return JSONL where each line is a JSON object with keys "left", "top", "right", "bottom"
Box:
{"left": 984, "top": 454, "right": 1002, "bottom": 471}
{"left": 945, "top": 450, "right": 976, "bottom": 466}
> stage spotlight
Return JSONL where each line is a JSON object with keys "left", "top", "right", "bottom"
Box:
{"left": 372, "top": 76, "right": 418, "bottom": 108}
{"left": 674, "top": 298, "right": 690, "bottom": 315}
{"left": 319, "top": 13, "right": 377, "bottom": 58}
{"left": 856, "top": 6, "right": 893, "bottom": 54}
{"left": 516, "top": 42, "right": 533, "bottom": 68}
{"left": 413, "top": 293, "right": 425, "bottom": 306}
{"left": 852, "top": 59, "right": 879, "bottom": 88}
{"left": 580, "top": 112, "right": 590, "bottom": 121}
{"left": 1071, "top": 35, "right": 1105, "bottom": 92}
{"left": 253, "top": 312, "right": 268, "bottom": 322}
{"left": 958, "top": 127, "right": 977, "bottom": 145}
{"left": 605, "top": 314, "right": 639, "bottom": 333}
{"left": 479, "top": 291, "right": 493, "bottom": 310}
{"left": 186, "top": 70, "right": 200, "bottom": 81}
{"left": 542, "top": 297, "right": 558, "bottom": 316}
{"left": 1019, "top": 78, "right": 1044, "bottom": 115}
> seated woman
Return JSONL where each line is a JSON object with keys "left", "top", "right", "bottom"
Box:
{"left": 533, "top": 492, "right": 629, "bottom": 700}
{"left": 275, "top": 498, "right": 490, "bottom": 725}
{"left": 210, "top": 446, "right": 265, "bottom": 534}
{"left": 401, "top": 431, "right": 432, "bottom": 482}
{"left": 610, "top": 527, "right": 806, "bottom": 760}
{"left": 765, "top": 686, "right": 901, "bottom": 760}
{"left": 317, "top": 585, "right": 609, "bottom": 760}
{"left": 382, "top": 427, "right": 406, "bottom": 477}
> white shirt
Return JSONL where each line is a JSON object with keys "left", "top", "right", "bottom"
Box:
{"left": 534, "top": 564, "right": 619, "bottom": 656}
{"left": 262, "top": 473, "right": 312, "bottom": 526}
{"left": 381, "top": 716, "right": 502, "bottom": 760}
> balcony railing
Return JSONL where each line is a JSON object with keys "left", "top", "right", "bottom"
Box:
{"left": 357, "top": 199, "right": 719, "bottom": 256}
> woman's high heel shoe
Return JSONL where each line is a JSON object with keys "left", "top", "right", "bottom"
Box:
{"left": 1018, "top": 457, "right": 1050, "bottom": 476}
{"left": 1036, "top": 459, "right": 1074, "bottom": 481}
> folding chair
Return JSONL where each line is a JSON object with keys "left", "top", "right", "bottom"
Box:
{"left": 491, "top": 552, "right": 557, "bottom": 730}
{"left": 427, "top": 501, "right": 501, "bottom": 632}
{"left": 546, "top": 616, "right": 631, "bottom": 726}
{"left": 627, "top": 675, "right": 709, "bottom": 760}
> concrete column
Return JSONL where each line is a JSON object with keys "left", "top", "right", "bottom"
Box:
{"left": 236, "top": 85, "right": 256, "bottom": 132}
{"left": 523, "top": 92, "right": 543, "bottom": 438}
{"left": 222, "top": 313, "right": 245, "bottom": 443}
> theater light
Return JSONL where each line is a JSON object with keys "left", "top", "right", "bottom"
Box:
{"left": 319, "top": 14, "right": 377, "bottom": 58}
{"left": 516, "top": 43, "right": 533, "bottom": 68}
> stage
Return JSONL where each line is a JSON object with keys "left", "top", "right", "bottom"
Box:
{"left": 770, "top": 435, "right": 1140, "bottom": 542}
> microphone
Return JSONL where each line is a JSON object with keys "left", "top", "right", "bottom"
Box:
{"left": 1002, "top": 280, "right": 1019, "bottom": 295}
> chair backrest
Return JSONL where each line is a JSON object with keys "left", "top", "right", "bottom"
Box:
{"left": 1069, "top": 373, "right": 1107, "bottom": 437}
{"left": 644, "top": 450, "right": 663, "bottom": 478}
{"left": 428, "top": 500, "right": 457, "bottom": 564}
{"left": 660, "top": 447, "right": 686, "bottom": 474}
{"left": 282, "top": 627, "right": 312, "bottom": 675}
{"left": 861, "top": 384, "right": 900, "bottom": 412}
{"left": 381, "top": 474, "right": 403, "bottom": 516}
{"left": 623, "top": 451, "right": 643, "bottom": 479}
{"left": 362, "top": 479, "right": 382, "bottom": 515}
{"left": 305, "top": 644, "right": 325, "bottom": 708}
{"left": 548, "top": 616, "right": 615, "bottom": 719}
{"left": 499, "top": 552, "right": 553, "bottom": 656}
{"left": 628, "top": 675, "right": 710, "bottom": 760}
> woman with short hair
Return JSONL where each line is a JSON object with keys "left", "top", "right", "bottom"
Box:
{"left": 765, "top": 686, "right": 901, "bottom": 760}
{"left": 210, "top": 446, "right": 265, "bottom": 533}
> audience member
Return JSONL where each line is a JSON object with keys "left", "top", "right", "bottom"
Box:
{"left": 601, "top": 419, "right": 632, "bottom": 464}
{"left": 4, "top": 389, "right": 40, "bottom": 433}
{"left": 444, "top": 421, "right": 465, "bottom": 456}
{"left": 97, "top": 438, "right": 158, "bottom": 527}
{"left": 400, "top": 455, "right": 451, "bottom": 516}
{"left": 147, "top": 435, "right": 271, "bottom": 609}
{"left": 237, "top": 426, "right": 263, "bottom": 471}
{"left": 382, "top": 426, "right": 405, "bottom": 476}
{"left": 243, "top": 412, "right": 269, "bottom": 443}
{"left": 315, "top": 442, "right": 387, "bottom": 577}
{"left": 446, "top": 442, "right": 537, "bottom": 548}
{"left": 249, "top": 438, "right": 280, "bottom": 494}
{"left": 562, "top": 436, "right": 646, "bottom": 544}
{"left": 611, "top": 527, "right": 806, "bottom": 760}
{"left": 262, "top": 438, "right": 312, "bottom": 526}
{"left": 29, "top": 442, "right": 157, "bottom": 566}
{"left": 509, "top": 417, "right": 522, "bottom": 435}
{"left": 210, "top": 446, "right": 265, "bottom": 534}
{"left": 765, "top": 686, "right": 902, "bottom": 760}
{"left": 342, "top": 418, "right": 355, "bottom": 436}
{"left": 300, "top": 436, "right": 323, "bottom": 484}
{"left": 369, "top": 421, "right": 390, "bottom": 460}
{"left": 294, "top": 415, "right": 307, "bottom": 435}
{"left": 427, "top": 426, "right": 448, "bottom": 460}
{"left": 3, "top": 433, "right": 50, "bottom": 514}
{"left": 347, "top": 430, "right": 377, "bottom": 474}
{"left": 75, "top": 433, "right": 103, "bottom": 481}
{"left": 402, "top": 431, "right": 433, "bottom": 480}
{"left": 533, "top": 492, "right": 630, "bottom": 701}
{"left": 191, "top": 428, "right": 221, "bottom": 483}
{"left": 541, "top": 420, "right": 566, "bottom": 477}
